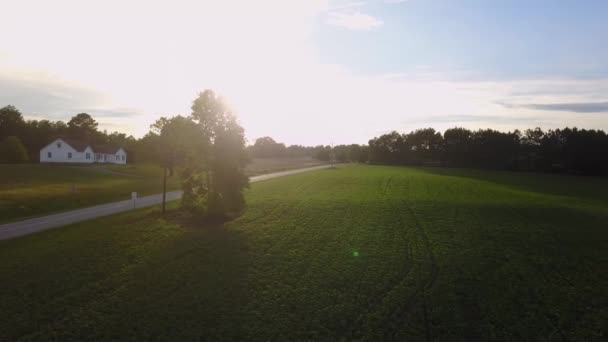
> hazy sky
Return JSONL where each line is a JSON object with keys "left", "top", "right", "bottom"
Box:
{"left": 1, "top": 0, "right": 607, "bottom": 145}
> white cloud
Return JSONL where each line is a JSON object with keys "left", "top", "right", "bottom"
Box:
{"left": 326, "top": 1, "right": 367, "bottom": 11}
{"left": 326, "top": 11, "right": 384, "bottom": 30}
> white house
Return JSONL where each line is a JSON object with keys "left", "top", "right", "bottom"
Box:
{"left": 40, "top": 138, "right": 127, "bottom": 164}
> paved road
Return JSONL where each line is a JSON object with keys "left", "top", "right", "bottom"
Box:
{"left": 0, "top": 165, "right": 333, "bottom": 241}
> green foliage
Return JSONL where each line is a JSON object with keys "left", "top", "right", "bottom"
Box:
{"left": 157, "top": 115, "right": 206, "bottom": 167}
{"left": 0, "top": 105, "right": 25, "bottom": 139}
{"left": 208, "top": 119, "right": 249, "bottom": 215}
{"left": 331, "top": 144, "right": 369, "bottom": 163}
{"left": 157, "top": 90, "right": 249, "bottom": 218}
{"left": 314, "top": 145, "right": 331, "bottom": 161}
{"left": 249, "top": 136, "right": 287, "bottom": 158}
{"left": 67, "top": 113, "right": 99, "bottom": 141}
{"left": 0, "top": 136, "right": 28, "bottom": 163}
{"left": 0, "top": 165, "right": 606, "bottom": 340}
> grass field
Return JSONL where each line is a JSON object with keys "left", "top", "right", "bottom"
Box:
{"left": 245, "top": 157, "right": 326, "bottom": 176}
{"left": 0, "top": 164, "right": 181, "bottom": 223}
{"left": 0, "top": 165, "right": 606, "bottom": 340}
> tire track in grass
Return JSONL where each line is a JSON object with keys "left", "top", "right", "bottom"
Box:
{"left": 391, "top": 173, "right": 473, "bottom": 340}
{"left": 399, "top": 176, "right": 441, "bottom": 341}
{"left": 347, "top": 173, "right": 402, "bottom": 338}
{"left": 416, "top": 174, "right": 495, "bottom": 340}
{"left": 458, "top": 180, "right": 512, "bottom": 338}
{"left": 359, "top": 173, "right": 438, "bottom": 341}
{"left": 348, "top": 172, "right": 429, "bottom": 339}
{"left": 402, "top": 199, "right": 439, "bottom": 342}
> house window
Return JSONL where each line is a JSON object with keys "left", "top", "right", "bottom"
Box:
{"left": 116, "top": 154, "right": 119, "bottom": 160}
{"left": 48, "top": 152, "right": 52, "bottom": 158}
{"left": 122, "top": 155, "right": 125, "bottom": 161}
{"left": 68, "top": 152, "right": 72, "bottom": 159}
{"left": 57, "top": 142, "right": 61, "bottom": 148}
{"left": 104, "top": 155, "right": 107, "bottom": 161}
{"left": 86, "top": 153, "right": 91, "bottom": 160}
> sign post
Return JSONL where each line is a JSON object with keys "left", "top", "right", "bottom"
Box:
{"left": 131, "top": 192, "right": 137, "bottom": 209}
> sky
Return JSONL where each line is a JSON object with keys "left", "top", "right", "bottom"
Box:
{"left": 1, "top": 0, "right": 607, "bottom": 145}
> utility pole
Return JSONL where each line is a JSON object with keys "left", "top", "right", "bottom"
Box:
{"left": 162, "top": 166, "right": 167, "bottom": 214}
{"left": 330, "top": 141, "right": 335, "bottom": 168}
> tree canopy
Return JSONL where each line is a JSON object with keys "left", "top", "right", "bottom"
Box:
{"left": 0, "top": 105, "right": 25, "bottom": 139}
{"left": 249, "top": 137, "right": 287, "bottom": 158}
{"left": 0, "top": 136, "right": 28, "bottom": 163}
{"left": 153, "top": 91, "right": 249, "bottom": 217}
{"left": 67, "top": 113, "right": 98, "bottom": 140}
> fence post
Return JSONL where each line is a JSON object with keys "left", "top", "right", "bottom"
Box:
{"left": 131, "top": 192, "right": 137, "bottom": 209}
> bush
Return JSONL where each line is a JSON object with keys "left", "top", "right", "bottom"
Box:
{"left": 0, "top": 136, "right": 28, "bottom": 163}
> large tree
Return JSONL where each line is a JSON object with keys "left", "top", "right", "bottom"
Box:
{"left": 443, "top": 127, "right": 472, "bottom": 167}
{"left": 189, "top": 90, "right": 249, "bottom": 216}
{"left": 0, "top": 105, "right": 25, "bottom": 140}
{"left": 154, "top": 90, "right": 249, "bottom": 217}
{"left": 250, "top": 136, "right": 287, "bottom": 158}
{"left": 67, "top": 113, "right": 98, "bottom": 140}
{"left": 208, "top": 116, "right": 249, "bottom": 214}
{"left": 0, "top": 136, "right": 28, "bottom": 163}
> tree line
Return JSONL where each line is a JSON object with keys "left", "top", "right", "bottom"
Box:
{"left": 247, "top": 136, "right": 369, "bottom": 163}
{"left": 245, "top": 127, "right": 608, "bottom": 176}
{"left": 368, "top": 127, "right": 608, "bottom": 176}
{"left": 2, "top": 104, "right": 607, "bottom": 176}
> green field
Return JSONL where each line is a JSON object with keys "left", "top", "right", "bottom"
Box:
{"left": 1, "top": 165, "right": 606, "bottom": 340}
{"left": 0, "top": 164, "right": 181, "bottom": 223}
{"left": 245, "top": 157, "right": 326, "bottom": 176}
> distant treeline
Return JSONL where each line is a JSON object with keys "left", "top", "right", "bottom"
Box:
{"left": 245, "top": 128, "right": 608, "bottom": 176}
{"left": 2, "top": 105, "right": 607, "bottom": 176}
{"left": 369, "top": 127, "right": 608, "bottom": 176}
{"left": 247, "top": 136, "right": 369, "bottom": 163}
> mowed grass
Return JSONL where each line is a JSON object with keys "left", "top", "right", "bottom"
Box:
{"left": 0, "top": 165, "right": 606, "bottom": 340}
{"left": 245, "top": 157, "right": 326, "bottom": 176}
{"left": 0, "top": 164, "right": 181, "bottom": 223}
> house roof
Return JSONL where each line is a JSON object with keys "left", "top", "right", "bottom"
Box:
{"left": 54, "top": 138, "right": 123, "bottom": 154}
{"left": 93, "top": 145, "right": 121, "bottom": 154}
{"left": 58, "top": 138, "right": 91, "bottom": 152}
